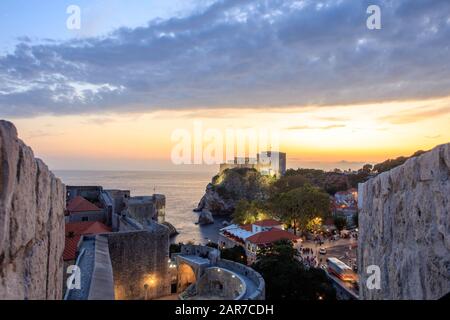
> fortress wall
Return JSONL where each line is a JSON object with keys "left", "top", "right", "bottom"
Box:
{"left": 358, "top": 143, "right": 450, "bottom": 299}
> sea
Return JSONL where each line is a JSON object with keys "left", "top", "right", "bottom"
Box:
{"left": 54, "top": 170, "right": 227, "bottom": 244}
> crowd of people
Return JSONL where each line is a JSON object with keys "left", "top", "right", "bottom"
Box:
{"left": 296, "top": 229, "right": 359, "bottom": 270}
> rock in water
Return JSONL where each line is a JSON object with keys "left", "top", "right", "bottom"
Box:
{"left": 198, "top": 210, "right": 214, "bottom": 225}
{"left": 161, "top": 221, "right": 179, "bottom": 237}
{"left": 358, "top": 143, "right": 450, "bottom": 300}
{"left": 0, "top": 120, "right": 65, "bottom": 300}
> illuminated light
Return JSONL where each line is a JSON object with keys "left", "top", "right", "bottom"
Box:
{"left": 143, "top": 274, "right": 157, "bottom": 287}
{"left": 114, "top": 285, "right": 125, "bottom": 300}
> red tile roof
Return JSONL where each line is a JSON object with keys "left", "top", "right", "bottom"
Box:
{"left": 64, "top": 221, "right": 111, "bottom": 261}
{"left": 67, "top": 196, "right": 102, "bottom": 213}
{"left": 64, "top": 235, "right": 82, "bottom": 261}
{"left": 253, "top": 219, "right": 282, "bottom": 227}
{"left": 246, "top": 229, "right": 299, "bottom": 245}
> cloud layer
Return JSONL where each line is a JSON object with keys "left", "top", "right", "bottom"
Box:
{"left": 1, "top": 0, "right": 450, "bottom": 118}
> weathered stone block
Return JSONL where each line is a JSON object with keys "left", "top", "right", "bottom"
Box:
{"left": 0, "top": 120, "right": 65, "bottom": 300}
{"left": 358, "top": 143, "right": 450, "bottom": 300}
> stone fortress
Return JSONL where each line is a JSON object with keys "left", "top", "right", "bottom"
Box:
{"left": 65, "top": 185, "right": 166, "bottom": 230}
{"left": 63, "top": 205, "right": 265, "bottom": 300}
{"left": 358, "top": 143, "right": 450, "bottom": 299}
{"left": 219, "top": 151, "right": 286, "bottom": 178}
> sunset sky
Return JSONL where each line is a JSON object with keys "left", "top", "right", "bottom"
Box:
{"left": 1, "top": 0, "right": 449, "bottom": 171}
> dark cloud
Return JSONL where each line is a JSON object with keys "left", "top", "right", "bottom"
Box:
{"left": 1, "top": 0, "right": 450, "bottom": 118}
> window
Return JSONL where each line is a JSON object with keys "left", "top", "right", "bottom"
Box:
{"left": 81, "top": 217, "right": 88, "bottom": 222}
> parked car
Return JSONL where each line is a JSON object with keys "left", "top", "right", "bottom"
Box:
{"left": 319, "top": 248, "right": 327, "bottom": 255}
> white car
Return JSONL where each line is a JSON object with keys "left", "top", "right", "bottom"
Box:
{"left": 319, "top": 248, "right": 327, "bottom": 255}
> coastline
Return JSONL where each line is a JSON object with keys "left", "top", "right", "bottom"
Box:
{"left": 54, "top": 169, "right": 222, "bottom": 245}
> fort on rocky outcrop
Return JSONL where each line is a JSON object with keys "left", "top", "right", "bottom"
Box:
{"left": 358, "top": 143, "right": 450, "bottom": 300}
{"left": 195, "top": 167, "right": 271, "bottom": 216}
{"left": 0, "top": 120, "right": 65, "bottom": 299}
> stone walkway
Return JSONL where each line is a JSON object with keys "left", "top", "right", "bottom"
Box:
{"left": 65, "top": 238, "right": 96, "bottom": 300}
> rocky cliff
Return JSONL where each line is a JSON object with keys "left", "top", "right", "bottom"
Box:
{"left": 195, "top": 168, "right": 271, "bottom": 216}
{"left": 358, "top": 143, "right": 450, "bottom": 300}
{"left": 0, "top": 120, "right": 65, "bottom": 300}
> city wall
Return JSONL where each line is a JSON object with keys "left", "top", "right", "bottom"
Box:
{"left": 358, "top": 143, "right": 450, "bottom": 299}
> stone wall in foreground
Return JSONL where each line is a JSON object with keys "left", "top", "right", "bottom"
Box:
{"left": 106, "top": 223, "right": 171, "bottom": 300}
{"left": 358, "top": 143, "right": 450, "bottom": 299}
{"left": 0, "top": 120, "right": 65, "bottom": 299}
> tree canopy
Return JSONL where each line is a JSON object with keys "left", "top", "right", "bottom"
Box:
{"left": 333, "top": 215, "right": 347, "bottom": 231}
{"left": 232, "top": 199, "right": 269, "bottom": 224}
{"left": 252, "top": 240, "right": 336, "bottom": 300}
{"left": 270, "top": 185, "right": 330, "bottom": 234}
{"left": 221, "top": 245, "right": 247, "bottom": 265}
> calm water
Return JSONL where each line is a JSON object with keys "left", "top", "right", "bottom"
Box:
{"left": 54, "top": 170, "right": 226, "bottom": 244}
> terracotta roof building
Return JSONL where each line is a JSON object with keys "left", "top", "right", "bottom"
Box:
{"left": 66, "top": 196, "right": 106, "bottom": 223}
{"left": 219, "top": 218, "right": 298, "bottom": 264}
{"left": 253, "top": 219, "right": 283, "bottom": 227}
{"left": 246, "top": 229, "right": 299, "bottom": 245}
{"left": 67, "top": 196, "right": 102, "bottom": 213}
{"left": 64, "top": 221, "right": 111, "bottom": 261}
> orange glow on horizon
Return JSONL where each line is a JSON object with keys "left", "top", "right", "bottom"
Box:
{"left": 11, "top": 95, "right": 450, "bottom": 171}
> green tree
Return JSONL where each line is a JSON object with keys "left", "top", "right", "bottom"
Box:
{"left": 334, "top": 215, "right": 347, "bottom": 231}
{"left": 252, "top": 240, "right": 336, "bottom": 300}
{"left": 232, "top": 199, "right": 269, "bottom": 224}
{"left": 361, "top": 164, "right": 373, "bottom": 173}
{"left": 271, "top": 185, "right": 330, "bottom": 234}
{"left": 206, "top": 242, "right": 219, "bottom": 249}
{"left": 221, "top": 245, "right": 247, "bottom": 265}
{"left": 272, "top": 174, "right": 308, "bottom": 193}
{"left": 306, "top": 217, "right": 323, "bottom": 233}
{"left": 232, "top": 199, "right": 251, "bottom": 224}
{"left": 169, "top": 243, "right": 182, "bottom": 254}
{"left": 353, "top": 214, "right": 358, "bottom": 227}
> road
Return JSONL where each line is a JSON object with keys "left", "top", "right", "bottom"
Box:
{"left": 295, "top": 237, "right": 360, "bottom": 299}
{"left": 296, "top": 237, "right": 358, "bottom": 269}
